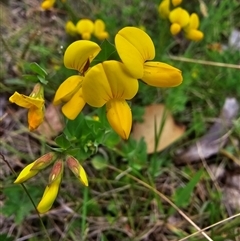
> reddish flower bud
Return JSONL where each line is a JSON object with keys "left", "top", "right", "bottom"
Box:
{"left": 48, "top": 159, "right": 64, "bottom": 184}
{"left": 66, "top": 155, "right": 88, "bottom": 186}
{"left": 31, "top": 152, "right": 57, "bottom": 170}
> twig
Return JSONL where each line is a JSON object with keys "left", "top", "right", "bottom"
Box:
{"left": 178, "top": 212, "right": 240, "bottom": 241}
{"left": 169, "top": 56, "right": 240, "bottom": 69}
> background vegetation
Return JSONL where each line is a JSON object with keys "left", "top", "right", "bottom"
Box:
{"left": 1, "top": 0, "right": 240, "bottom": 240}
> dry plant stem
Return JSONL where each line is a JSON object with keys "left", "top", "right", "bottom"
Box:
{"left": 0, "top": 152, "right": 52, "bottom": 241}
{"left": 0, "top": 34, "right": 16, "bottom": 62}
{"left": 220, "top": 149, "right": 240, "bottom": 166}
{"left": 178, "top": 212, "right": 240, "bottom": 241}
{"left": 169, "top": 56, "right": 240, "bottom": 69}
{"left": 108, "top": 165, "right": 214, "bottom": 241}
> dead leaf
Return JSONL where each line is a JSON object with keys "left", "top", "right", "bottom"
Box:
{"left": 198, "top": 0, "right": 208, "bottom": 18}
{"left": 175, "top": 98, "right": 239, "bottom": 164}
{"left": 131, "top": 104, "right": 185, "bottom": 154}
{"left": 37, "top": 104, "right": 63, "bottom": 139}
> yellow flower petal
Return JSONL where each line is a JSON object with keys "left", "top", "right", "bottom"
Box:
{"left": 186, "top": 29, "right": 204, "bottom": 41}
{"left": 14, "top": 161, "right": 39, "bottom": 184}
{"left": 53, "top": 75, "right": 83, "bottom": 105}
{"left": 169, "top": 7, "right": 190, "bottom": 27}
{"left": 94, "top": 19, "right": 109, "bottom": 40}
{"left": 63, "top": 40, "right": 101, "bottom": 73}
{"left": 158, "top": 0, "right": 170, "bottom": 19}
{"left": 28, "top": 106, "right": 45, "bottom": 131}
{"left": 82, "top": 61, "right": 138, "bottom": 107}
{"left": 65, "top": 21, "right": 77, "bottom": 36}
{"left": 9, "top": 92, "right": 44, "bottom": 109}
{"left": 142, "top": 62, "right": 183, "bottom": 87}
{"left": 37, "top": 175, "right": 61, "bottom": 213}
{"left": 76, "top": 19, "right": 94, "bottom": 40}
{"left": 115, "top": 27, "right": 155, "bottom": 78}
{"left": 106, "top": 99, "right": 132, "bottom": 139}
{"left": 172, "top": 0, "right": 182, "bottom": 6}
{"left": 61, "top": 88, "right": 86, "bottom": 120}
{"left": 187, "top": 13, "right": 200, "bottom": 31}
{"left": 170, "top": 23, "right": 181, "bottom": 35}
{"left": 41, "top": 0, "right": 55, "bottom": 10}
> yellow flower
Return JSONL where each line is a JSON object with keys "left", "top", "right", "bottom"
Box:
{"left": 9, "top": 83, "right": 45, "bottom": 131}
{"left": 65, "top": 21, "right": 78, "bottom": 36}
{"left": 76, "top": 19, "right": 94, "bottom": 40}
{"left": 14, "top": 152, "right": 56, "bottom": 184}
{"left": 169, "top": 7, "right": 190, "bottom": 35}
{"left": 94, "top": 19, "right": 109, "bottom": 40}
{"left": 184, "top": 13, "right": 204, "bottom": 41}
{"left": 41, "top": 0, "right": 55, "bottom": 10}
{"left": 158, "top": 0, "right": 170, "bottom": 19}
{"left": 66, "top": 155, "right": 88, "bottom": 186}
{"left": 53, "top": 40, "right": 101, "bottom": 119}
{"left": 82, "top": 60, "right": 138, "bottom": 139}
{"left": 37, "top": 160, "right": 63, "bottom": 213}
{"left": 172, "top": 0, "right": 182, "bottom": 6}
{"left": 115, "top": 27, "right": 182, "bottom": 87}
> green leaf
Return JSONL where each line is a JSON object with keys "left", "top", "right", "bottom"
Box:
{"left": 2, "top": 185, "right": 40, "bottom": 224}
{"left": 91, "top": 155, "right": 108, "bottom": 170}
{"left": 37, "top": 75, "right": 48, "bottom": 85}
{"left": 0, "top": 234, "right": 14, "bottom": 241}
{"left": 55, "top": 134, "right": 71, "bottom": 149}
{"left": 92, "top": 40, "right": 117, "bottom": 65}
{"left": 30, "top": 62, "right": 47, "bottom": 78}
{"left": 22, "top": 74, "right": 38, "bottom": 82}
{"left": 173, "top": 169, "right": 204, "bottom": 208}
{"left": 121, "top": 138, "right": 147, "bottom": 170}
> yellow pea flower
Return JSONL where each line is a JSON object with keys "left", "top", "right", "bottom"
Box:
{"left": 115, "top": 27, "right": 182, "bottom": 87}
{"left": 82, "top": 60, "right": 138, "bottom": 139}
{"left": 9, "top": 83, "right": 45, "bottom": 131}
{"left": 65, "top": 21, "right": 78, "bottom": 36}
{"left": 76, "top": 19, "right": 94, "bottom": 40}
{"left": 94, "top": 19, "right": 109, "bottom": 40}
{"left": 14, "top": 152, "right": 56, "bottom": 184}
{"left": 184, "top": 13, "right": 204, "bottom": 41}
{"left": 66, "top": 155, "right": 88, "bottom": 186}
{"left": 41, "top": 0, "right": 55, "bottom": 10}
{"left": 158, "top": 0, "right": 170, "bottom": 19}
{"left": 53, "top": 40, "right": 101, "bottom": 119}
{"left": 37, "top": 160, "right": 63, "bottom": 213}
{"left": 169, "top": 7, "right": 190, "bottom": 35}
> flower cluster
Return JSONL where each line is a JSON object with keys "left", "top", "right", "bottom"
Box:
{"left": 9, "top": 83, "right": 45, "bottom": 131}
{"left": 14, "top": 152, "right": 88, "bottom": 213}
{"left": 65, "top": 19, "right": 109, "bottom": 40}
{"left": 54, "top": 26, "right": 183, "bottom": 140}
{"left": 158, "top": 0, "right": 204, "bottom": 41}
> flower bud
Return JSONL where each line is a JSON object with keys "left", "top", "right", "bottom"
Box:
{"left": 31, "top": 152, "right": 57, "bottom": 171}
{"left": 66, "top": 155, "right": 88, "bottom": 186}
{"left": 37, "top": 174, "right": 62, "bottom": 213}
{"left": 14, "top": 161, "right": 39, "bottom": 184}
{"left": 48, "top": 159, "right": 64, "bottom": 184}
{"left": 30, "top": 83, "right": 44, "bottom": 99}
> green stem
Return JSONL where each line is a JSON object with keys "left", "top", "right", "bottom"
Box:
{"left": 81, "top": 187, "right": 89, "bottom": 240}
{"left": 0, "top": 152, "right": 52, "bottom": 241}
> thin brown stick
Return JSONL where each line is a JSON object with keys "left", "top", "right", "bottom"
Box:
{"left": 179, "top": 212, "right": 240, "bottom": 241}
